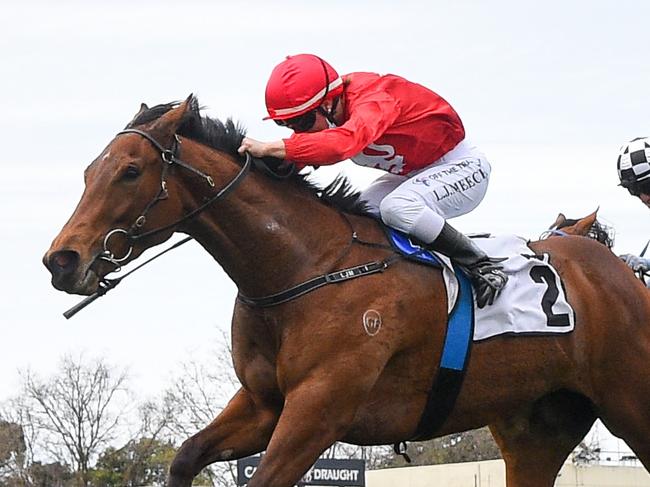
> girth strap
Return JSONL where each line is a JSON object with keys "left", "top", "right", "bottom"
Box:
{"left": 411, "top": 264, "right": 475, "bottom": 441}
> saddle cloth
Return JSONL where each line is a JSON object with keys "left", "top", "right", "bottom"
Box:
{"left": 387, "top": 230, "right": 576, "bottom": 341}
{"left": 454, "top": 234, "right": 575, "bottom": 341}
{"left": 386, "top": 230, "right": 576, "bottom": 440}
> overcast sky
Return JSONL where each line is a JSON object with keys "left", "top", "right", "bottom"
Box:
{"left": 1, "top": 0, "right": 647, "bottom": 457}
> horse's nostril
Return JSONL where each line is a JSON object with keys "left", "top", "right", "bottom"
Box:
{"left": 47, "top": 250, "right": 80, "bottom": 275}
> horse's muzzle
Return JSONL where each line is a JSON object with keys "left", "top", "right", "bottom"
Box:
{"left": 43, "top": 249, "right": 97, "bottom": 294}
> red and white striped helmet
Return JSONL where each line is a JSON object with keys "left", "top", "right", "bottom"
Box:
{"left": 264, "top": 54, "right": 344, "bottom": 120}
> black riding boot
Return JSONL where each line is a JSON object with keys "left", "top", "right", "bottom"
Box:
{"left": 428, "top": 222, "right": 508, "bottom": 308}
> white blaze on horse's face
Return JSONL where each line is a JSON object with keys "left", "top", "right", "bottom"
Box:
{"left": 265, "top": 220, "right": 281, "bottom": 233}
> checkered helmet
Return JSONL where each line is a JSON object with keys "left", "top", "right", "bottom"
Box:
{"left": 617, "top": 137, "right": 650, "bottom": 189}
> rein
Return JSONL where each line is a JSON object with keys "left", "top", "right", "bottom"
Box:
{"left": 539, "top": 229, "right": 569, "bottom": 240}
{"left": 64, "top": 129, "right": 400, "bottom": 318}
{"left": 238, "top": 212, "right": 399, "bottom": 307}
{"left": 63, "top": 236, "right": 193, "bottom": 319}
{"left": 65, "top": 126, "right": 253, "bottom": 318}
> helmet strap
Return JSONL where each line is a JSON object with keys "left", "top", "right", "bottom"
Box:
{"left": 318, "top": 96, "right": 340, "bottom": 126}
{"left": 315, "top": 56, "right": 341, "bottom": 126}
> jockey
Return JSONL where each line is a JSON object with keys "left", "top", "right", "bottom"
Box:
{"left": 238, "top": 54, "right": 507, "bottom": 308}
{"left": 617, "top": 136, "right": 650, "bottom": 278}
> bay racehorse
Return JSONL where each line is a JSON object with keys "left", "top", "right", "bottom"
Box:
{"left": 43, "top": 96, "right": 650, "bottom": 487}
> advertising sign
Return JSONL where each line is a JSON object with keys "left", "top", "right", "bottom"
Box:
{"left": 237, "top": 456, "right": 365, "bottom": 486}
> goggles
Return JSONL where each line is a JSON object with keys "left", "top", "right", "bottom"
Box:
{"left": 274, "top": 110, "right": 317, "bottom": 133}
{"left": 622, "top": 179, "right": 650, "bottom": 196}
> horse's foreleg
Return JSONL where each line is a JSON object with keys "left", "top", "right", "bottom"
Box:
{"left": 246, "top": 371, "right": 379, "bottom": 487}
{"left": 490, "top": 391, "right": 596, "bottom": 487}
{"left": 167, "top": 387, "right": 279, "bottom": 487}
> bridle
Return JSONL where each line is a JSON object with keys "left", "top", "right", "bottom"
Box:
{"left": 65, "top": 127, "right": 398, "bottom": 318}
{"left": 98, "top": 128, "right": 252, "bottom": 268}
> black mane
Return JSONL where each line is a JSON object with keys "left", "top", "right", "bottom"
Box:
{"left": 126, "top": 97, "right": 246, "bottom": 158}
{"left": 127, "top": 96, "right": 366, "bottom": 214}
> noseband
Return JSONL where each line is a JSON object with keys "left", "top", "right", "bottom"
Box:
{"left": 98, "top": 128, "right": 252, "bottom": 267}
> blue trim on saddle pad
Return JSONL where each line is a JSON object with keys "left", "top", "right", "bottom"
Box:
{"left": 385, "top": 227, "right": 473, "bottom": 370}
{"left": 441, "top": 265, "right": 474, "bottom": 371}
{"left": 384, "top": 228, "right": 473, "bottom": 327}
{"left": 384, "top": 227, "right": 474, "bottom": 440}
{"left": 386, "top": 228, "right": 443, "bottom": 267}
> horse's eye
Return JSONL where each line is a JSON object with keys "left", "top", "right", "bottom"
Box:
{"left": 122, "top": 164, "right": 141, "bottom": 180}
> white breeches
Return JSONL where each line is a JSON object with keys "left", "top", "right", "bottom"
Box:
{"left": 359, "top": 139, "right": 491, "bottom": 244}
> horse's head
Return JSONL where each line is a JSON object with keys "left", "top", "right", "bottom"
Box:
{"left": 547, "top": 210, "right": 615, "bottom": 249}
{"left": 43, "top": 97, "right": 196, "bottom": 295}
{"left": 549, "top": 211, "right": 597, "bottom": 236}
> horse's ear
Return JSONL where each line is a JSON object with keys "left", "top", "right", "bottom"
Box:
{"left": 571, "top": 210, "right": 599, "bottom": 236}
{"left": 125, "top": 102, "right": 150, "bottom": 127}
{"left": 150, "top": 94, "right": 194, "bottom": 144}
{"left": 550, "top": 213, "right": 567, "bottom": 230}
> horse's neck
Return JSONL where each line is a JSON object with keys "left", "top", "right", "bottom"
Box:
{"left": 178, "top": 146, "right": 354, "bottom": 297}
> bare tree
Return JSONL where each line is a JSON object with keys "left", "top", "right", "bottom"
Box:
{"left": 21, "top": 355, "right": 129, "bottom": 487}
{"left": 0, "top": 397, "right": 39, "bottom": 486}
{"left": 115, "top": 399, "right": 175, "bottom": 486}
{"left": 378, "top": 427, "right": 502, "bottom": 468}
{"left": 572, "top": 439, "right": 601, "bottom": 464}
{"left": 163, "top": 333, "right": 240, "bottom": 487}
{"left": 322, "top": 443, "right": 393, "bottom": 470}
{"left": 0, "top": 419, "right": 26, "bottom": 485}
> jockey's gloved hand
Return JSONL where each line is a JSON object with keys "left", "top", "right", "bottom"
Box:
{"left": 619, "top": 254, "right": 650, "bottom": 273}
{"left": 464, "top": 258, "right": 508, "bottom": 308}
{"left": 427, "top": 223, "right": 508, "bottom": 309}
